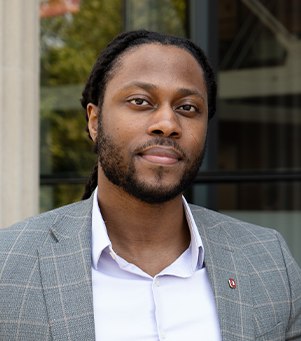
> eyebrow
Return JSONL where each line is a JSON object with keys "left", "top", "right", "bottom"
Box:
{"left": 177, "top": 88, "right": 206, "bottom": 103}
{"left": 121, "top": 81, "right": 206, "bottom": 103}
{"left": 122, "top": 81, "right": 158, "bottom": 92}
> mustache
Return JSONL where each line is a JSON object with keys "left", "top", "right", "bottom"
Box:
{"left": 133, "top": 137, "right": 188, "bottom": 160}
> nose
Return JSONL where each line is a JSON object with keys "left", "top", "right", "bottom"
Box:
{"left": 147, "top": 104, "right": 182, "bottom": 138}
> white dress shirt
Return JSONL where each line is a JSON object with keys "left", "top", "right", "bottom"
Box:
{"left": 91, "top": 188, "right": 221, "bottom": 340}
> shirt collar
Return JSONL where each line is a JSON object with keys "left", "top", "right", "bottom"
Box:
{"left": 182, "top": 196, "right": 204, "bottom": 270}
{"left": 91, "top": 188, "right": 112, "bottom": 269}
{"left": 91, "top": 187, "right": 204, "bottom": 271}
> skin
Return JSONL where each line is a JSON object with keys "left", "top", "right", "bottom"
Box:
{"left": 87, "top": 44, "right": 208, "bottom": 277}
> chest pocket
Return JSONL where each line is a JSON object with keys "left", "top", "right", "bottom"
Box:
{"left": 255, "top": 322, "right": 284, "bottom": 341}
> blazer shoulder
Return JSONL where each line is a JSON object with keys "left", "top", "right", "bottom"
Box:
{"left": 189, "top": 203, "right": 282, "bottom": 243}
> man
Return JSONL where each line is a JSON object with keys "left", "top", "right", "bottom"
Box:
{"left": 0, "top": 30, "right": 300, "bottom": 341}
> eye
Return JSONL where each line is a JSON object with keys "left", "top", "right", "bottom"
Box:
{"left": 130, "top": 98, "right": 149, "bottom": 106}
{"left": 178, "top": 104, "right": 196, "bottom": 112}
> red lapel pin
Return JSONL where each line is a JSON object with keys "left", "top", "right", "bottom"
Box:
{"left": 229, "top": 278, "right": 236, "bottom": 288}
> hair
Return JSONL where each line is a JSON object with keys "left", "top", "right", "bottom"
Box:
{"left": 80, "top": 30, "right": 217, "bottom": 199}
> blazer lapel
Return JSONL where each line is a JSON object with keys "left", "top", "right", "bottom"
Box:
{"left": 38, "top": 197, "right": 96, "bottom": 341}
{"left": 191, "top": 206, "right": 255, "bottom": 341}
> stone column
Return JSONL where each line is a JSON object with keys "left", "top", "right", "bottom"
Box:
{"left": 0, "top": 0, "right": 40, "bottom": 229}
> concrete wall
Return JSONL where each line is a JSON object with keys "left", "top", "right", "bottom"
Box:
{"left": 0, "top": 0, "right": 40, "bottom": 229}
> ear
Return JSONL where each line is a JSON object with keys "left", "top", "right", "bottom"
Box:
{"left": 87, "top": 103, "right": 99, "bottom": 142}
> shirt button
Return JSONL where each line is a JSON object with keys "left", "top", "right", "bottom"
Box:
{"left": 161, "top": 330, "right": 166, "bottom": 339}
{"left": 155, "top": 278, "right": 161, "bottom": 287}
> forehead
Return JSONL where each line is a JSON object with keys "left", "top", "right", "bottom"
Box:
{"left": 106, "top": 43, "right": 207, "bottom": 95}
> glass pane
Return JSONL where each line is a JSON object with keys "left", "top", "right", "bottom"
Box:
{"left": 218, "top": 0, "right": 301, "bottom": 171}
{"left": 217, "top": 0, "right": 301, "bottom": 266}
{"left": 40, "top": 183, "right": 85, "bottom": 213}
{"left": 40, "top": 0, "right": 123, "bottom": 211}
{"left": 124, "top": 0, "right": 187, "bottom": 37}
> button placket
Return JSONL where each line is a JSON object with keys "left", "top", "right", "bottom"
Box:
{"left": 153, "top": 276, "right": 166, "bottom": 340}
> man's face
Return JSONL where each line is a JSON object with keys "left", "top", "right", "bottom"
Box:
{"left": 95, "top": 44, "right": 208, "bottom": 204}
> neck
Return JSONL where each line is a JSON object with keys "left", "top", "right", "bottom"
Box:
{"left": 96, "top": 171, "right": 191, "bottom": 277}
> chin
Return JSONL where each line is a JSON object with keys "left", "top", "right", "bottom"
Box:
{"left": 121, "top": 176, "right": 188, "bottom": 205}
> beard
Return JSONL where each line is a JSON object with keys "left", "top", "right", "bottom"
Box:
{"left": 97, "top": 122, "right": 207, "bottom": 205}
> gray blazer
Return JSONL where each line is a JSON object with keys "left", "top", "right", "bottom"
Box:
{"left": 0, "top": 194, "right": 301, "bottom": 340}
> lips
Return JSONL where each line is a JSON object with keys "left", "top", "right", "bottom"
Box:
{"left": 139, "top": 147, "right": 182, "bottom": 165}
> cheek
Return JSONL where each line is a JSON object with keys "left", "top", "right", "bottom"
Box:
{"left": 186, "top": 122, "right": 207, "bottom": 149}
{"left": 112, "top": 117, "right": 146, "bottom": 141}
{"left": 190, "top": 132, "right": 204, "bottom": 147}
{"left": 104, "top": 107, "right": 141, "bottom": 131}
{"left": 106, "top": 120, "right": 145, "bottom": 151}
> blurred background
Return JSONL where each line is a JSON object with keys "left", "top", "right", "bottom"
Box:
{"left": 1, "top": 0, "right": 300, "bottom": 265}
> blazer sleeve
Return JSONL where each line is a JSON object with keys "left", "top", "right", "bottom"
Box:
{"left": 276, "top": 231, "right": 301, "bottom": 340}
